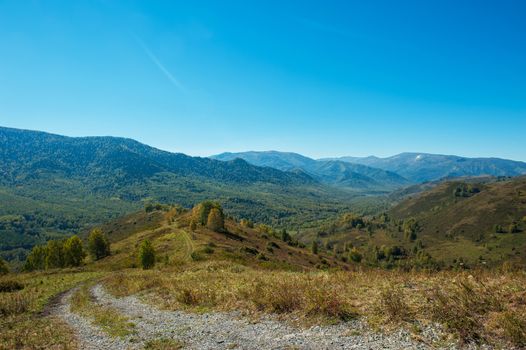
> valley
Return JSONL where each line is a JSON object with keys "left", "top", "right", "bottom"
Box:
{"left": 1, "top": 127, "right": 526, "bottom": 349}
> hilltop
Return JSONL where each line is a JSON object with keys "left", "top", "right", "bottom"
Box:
{"left": 91, "top": 205, "right": 343, "bottom": 272}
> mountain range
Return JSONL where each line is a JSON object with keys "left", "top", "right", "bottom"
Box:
{"left": 211, "top": 151, "right": 409, "bottom": 192}
{"left": 2, "top": 126, "right": 526, "bottom": 263}
{"left": 324, "top": 153, "right": 526, "bottom": 182}
{"left": 212, "top": 151, "right": 526, "bottom": 185}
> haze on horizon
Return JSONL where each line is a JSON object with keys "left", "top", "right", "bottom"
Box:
{"left": 0, "top": 1, "right": 525, "bottom": 161}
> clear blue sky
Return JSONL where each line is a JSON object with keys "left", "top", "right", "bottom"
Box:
{"left": 1, "top": 1, "right": 525, "bottom": 160}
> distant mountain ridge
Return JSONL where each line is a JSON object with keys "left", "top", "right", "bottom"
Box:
{"left": 211, "top": 151, "right": 410, "bottom": 192}
{"left": 322, "top": 152, "right": 526, "bottom": 183}
{"left": 0, "top": 127, "right": 314, "bottom": 187}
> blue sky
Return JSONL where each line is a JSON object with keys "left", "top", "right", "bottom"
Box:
{"left": 1, "top": 1, "right": 525, "bottom": 160}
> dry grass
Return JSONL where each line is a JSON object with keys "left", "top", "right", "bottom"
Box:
{"left": 428, "top": 277, "right": 503, "bottom": 343}
{"left": 0, "top": 270, "right": 100, "bottom": 349}
{"left": 102, "top": 262, "right": 526, "bottom": 347}
{"left": 0, "top": 292, "right": 31, "bottom": 316}
{"left": 375, "top": 286, "right": 412, "bottom": 323}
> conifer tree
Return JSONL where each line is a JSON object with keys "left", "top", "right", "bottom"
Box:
{"left": 138, "top": 240, "right": 156, "bottom": 269}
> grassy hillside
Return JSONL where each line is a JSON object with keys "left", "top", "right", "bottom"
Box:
{"left": 297, "top": 177, "right": 526, "bottom": 268}
{"left": 91, "top": 207, "right": 344, "bottom": 272}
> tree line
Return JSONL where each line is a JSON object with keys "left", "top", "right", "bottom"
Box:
{"left": 23, "top": 229, "right": 111, "bottom": 271}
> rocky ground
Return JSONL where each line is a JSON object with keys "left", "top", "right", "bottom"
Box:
{"left": 53, "top": 284, "right": 468, "bottom": 349}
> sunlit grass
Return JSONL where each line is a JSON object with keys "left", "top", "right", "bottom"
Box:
{"left": 102, "top": 262, "right": 526, "bottom": 347}
{"left": 0, "top": 270, "right": 101, "bottom": 349}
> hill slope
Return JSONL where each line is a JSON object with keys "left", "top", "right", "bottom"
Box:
{"left": 297, "top": 176, "right": 526, "bottom": 268}
{"left": 328, "top": 153, "right": 526, "bottom": 182}
{"left": 212, "top": 151, "right": 410, "bottom": 192}
{"left": 92, "top": 207, "right": 343, "bottom": 271}
{"left": 0, "top": 127, "right": 356, "bottom": 262}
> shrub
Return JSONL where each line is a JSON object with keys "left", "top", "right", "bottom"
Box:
{"left": 138, "top": 240, "right": 156, "bottom": 269}
{"left": 257, "top": 253, "right": 268, "bottom": 261}
{"left": 349, "top": 248, "right": 362, "bottom": 263}
{"left": 202, "top": 246, "right": 214, "bottom": 254}
{"left": 190, "top": 251, "right": 202, "bottom": 261}
{"left": 0, "top": 280, "right": 24, "bottom": 293}
{"left": 508, "top": 222, "right": 519, "bottom": 233}
{"left": 88, "top": 228, "right": 110, "bottom": 260}
{"left": 0, "top": 257, "right": 8, "bottom": 275}
{"left": 306, "top": 287, "right": 356, "bottom": 321}
{"left": 403, "top": 218, "right": 419, "bottom": 241}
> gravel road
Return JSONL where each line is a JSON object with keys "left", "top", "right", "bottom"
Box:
{"left": 53, "top": 283, "right": 463, "bottom": 349}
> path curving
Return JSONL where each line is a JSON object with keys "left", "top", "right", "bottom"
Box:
{"left": 53, "top": 284, "right": 455, "bottom": 350}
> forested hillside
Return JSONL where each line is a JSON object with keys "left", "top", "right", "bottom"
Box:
{"left": 0, "top": 127, "right": 359, "bottom": 262}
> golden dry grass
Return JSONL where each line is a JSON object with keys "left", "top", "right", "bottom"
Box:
{"left": 102, "top": 262, "right": 526, "bottom": 347}
{"left": 0, "top": 270, "right": 101, "bottom": 349}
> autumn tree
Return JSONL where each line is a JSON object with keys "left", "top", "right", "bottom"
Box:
{"left": 192, "top": 201, "right": 222, "bottom": 225}
{"left": 207, "top": 207, "right": 225, "bottom": 232}
{"left": 88, "top": 228, "right": 110, "bottom": 260}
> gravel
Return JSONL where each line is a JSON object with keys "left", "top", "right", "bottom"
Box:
{"left": 52, "top": 283, "right": 466, "bottom": 350}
